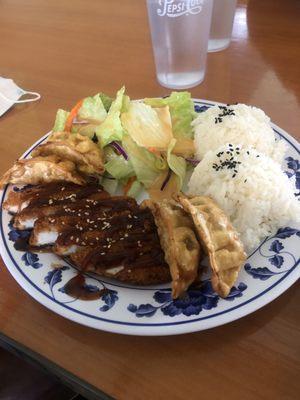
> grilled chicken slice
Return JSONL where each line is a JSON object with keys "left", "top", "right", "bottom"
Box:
{"left": 70, "top": 244, "right": 170, "bottom": 285}
{"left": 13, "top": 186, "right": 113, "bottom": 230}
{"left": 3, "top": 182, "right": 104, "bottom": 214}
{"left": 178, "top": 194, "right": 246, "bottom": 298}
{"left": 30, "top": 209, "right": 139, "bottom": 248}
{"left": 141, "top": 199, "right": 201, "bottom": 298}
{"left": 67, "top": 207, "right": 170, "bottom": 285}
{"left": 53, "top": 208, "right": 150, "bottom": 255}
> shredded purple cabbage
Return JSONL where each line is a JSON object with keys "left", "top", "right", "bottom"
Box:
{"left": 185, "top": 158, "right": 200, "bottom": 166}
{"left": 160, "top": 169, "right": 172, "bottom": 191}
{"left": 110, "top": 141, "right": 128, "bottom": 160}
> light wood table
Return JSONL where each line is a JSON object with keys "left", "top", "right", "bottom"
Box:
{"left": 0, "top": 1, "right": 299, "bottom": 399}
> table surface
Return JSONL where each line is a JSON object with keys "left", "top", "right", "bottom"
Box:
{"left": 0, "top": 0, "right": 299, "bottom": 399}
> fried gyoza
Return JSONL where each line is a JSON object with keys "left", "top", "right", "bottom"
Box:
{"left": 32, "top": 132, "right": 104, "bottom": 175}
{"left": 142, "top": 199, "right": 201, "bottom": 298}
{"left": 178, "top": 195, "right": 246, "bottom": 298}
{"left": 0, "top": 155, "right": 86, "bottom": 188}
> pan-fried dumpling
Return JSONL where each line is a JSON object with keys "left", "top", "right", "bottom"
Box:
{"left": 0, "top": 155, "right": 86, "bottom": 187}
{"left": 178, "top": 194, "right": 246, "bottom": 297}
{"left": 142, "top": 199, "right": 201, "bottom": 298}
{"left": 32, "top": 132, "right": 104, "bottom": 175}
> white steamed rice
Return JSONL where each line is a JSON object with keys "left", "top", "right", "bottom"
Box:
{"left": 188, "top": 144, "right": 300, "bottom": 252}
{"left": 193, "top": 104, "right": 286, "bottom": 163}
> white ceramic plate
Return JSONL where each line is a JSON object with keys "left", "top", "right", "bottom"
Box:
{"left": 0, "top": 99, "right": 299, "bottom": 336}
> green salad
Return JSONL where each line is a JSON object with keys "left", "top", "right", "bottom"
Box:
{"left": 52, "top": 87, "right": 197, "bottom": 199}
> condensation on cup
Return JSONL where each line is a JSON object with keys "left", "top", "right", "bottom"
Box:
{"left": 146, "top": 0, "right": 213, "bottom": 90}
{"left": 208, "top": 0, "right": 237, "bottom": 52}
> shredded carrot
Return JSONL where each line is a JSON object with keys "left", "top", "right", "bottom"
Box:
{"left": 148, "top": 147, "right": 161, "bottom": 155}
{"left": 64, "top": 99, "right": 84, "bottom": 132}
{"left": 123, "top": 176, "right": 136, "bottom": 195}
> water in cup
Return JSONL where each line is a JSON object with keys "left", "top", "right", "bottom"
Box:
{"left": 147, "top": 0, "right": 213, "bottom": 89}
{"left": 208, "top": 0, "right": 237, "bottom": 52}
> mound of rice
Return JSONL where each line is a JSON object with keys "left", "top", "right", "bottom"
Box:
{"left": 193, "top": 104, "right": 286, "bottom": 163}
{"left": 188, "top": 144, "right": 300, "bottom": 251}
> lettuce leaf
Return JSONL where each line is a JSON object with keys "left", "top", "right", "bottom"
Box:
{"left": 101, "top": 177, "right": 119, "bottom": 195}
{"left": 99, "top": 93, "right": 113, "bottom": 112}
{"left": 144, "top": 91, "right": 196, "bottom": 139}
{"left": 95, "top": 86, "right": 126, "bottom": 147}
{"left": 122, "top": 134, "right": 168, "bottom": 188}
{"left": 53, "top": 109, "right": 69, "bottom": 132}
{"left": 78, "top": 94, "right": 107, "bottom": 123}
{"left": 121, "top": 102, "right": 173, "bottom": 151}
{"left": 71, "top": 124, "right": 98, "bottom": 137}
{"left": 167, "top": 139, "right": 186, "bottom": 189}
{"left": 127, "top": 180, "right": 143, "bottom": 198}
{"left": 104, "top": 146, "right": 134, "bottom": 180}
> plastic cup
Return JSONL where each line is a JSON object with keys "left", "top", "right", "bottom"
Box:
{"left": 146, "top": 0, "right": 213, "bottom": 89}
{"left": 208, "top": 0, "right": 237, "bottom": 52}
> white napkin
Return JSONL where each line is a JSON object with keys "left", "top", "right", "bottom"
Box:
{"left": 0, "top": 76, "right": 41, "bottom": 116}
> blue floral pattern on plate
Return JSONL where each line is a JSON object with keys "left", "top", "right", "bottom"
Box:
{"left": 128, "top": 281, "right": 247, "bottom": 318}
{"left": 244, "top": 227, "right": 299, "bottom": 281}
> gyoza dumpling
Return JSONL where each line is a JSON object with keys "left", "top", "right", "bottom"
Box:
{"left": 142, "top": 199, "right": 201, "bottom": 298}
{"left": 178, "top": 194, "right": 246, "bottom": 297}
{"left": 32, "top": 132, "right": 104, "bottom": 175}
{"left": 0, "top": 155, "right": 86, "bottom": 188}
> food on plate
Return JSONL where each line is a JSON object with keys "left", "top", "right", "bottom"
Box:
{"left": 0, "top": 88, "right": 196, "bottom": 199}
{"left": 188, "top": 143, "right": 300, "bottom": 251}
{"left": 50, "top": 88, "right": 195, "bottom": 200}
{"left": 193, "top": 104, "right": 286, "bottom": 163}
{"left": 142, "top": 199, "right": 201, "bottom": 298}
{"left": 65, "top": 205, "right": 170, "bottom": 285}
{"left": 9, "top": 183, "right": 110, "bottom": 230}
{"left": 1, "top": 89, "right": 299, "bottom": 302}
{"left": 32, "top": 131, "right": 104, "bottom": 175}
{"left": 0, "top": 155, "right": 86, "bottom": 188}
{"left": 178, "top": 194, "right": 246, "bottom": 297}
{"left": 7, "top": 183, "right": 171, "bottom": 286}
{"left": 0, "top": 131, "right": 104, "bottom": 188}
{"left": 3, "top": 182, "right": 104, "bottom": 214}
